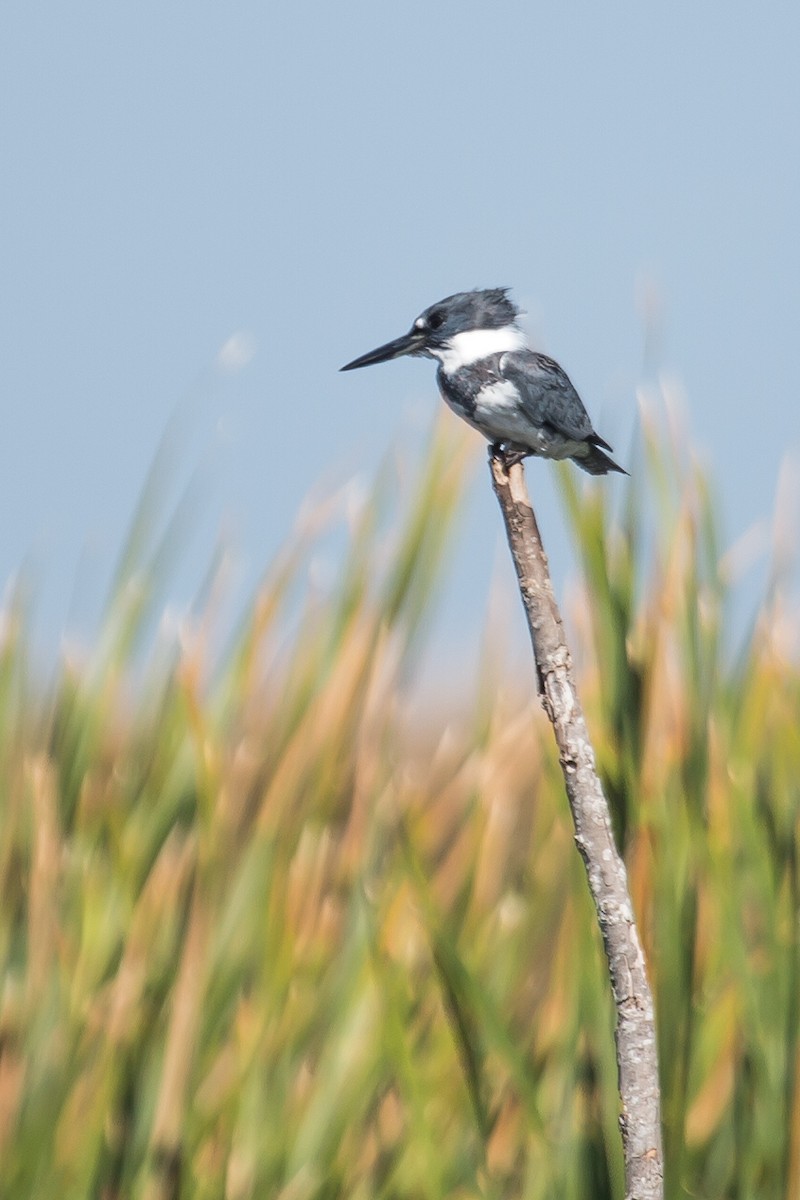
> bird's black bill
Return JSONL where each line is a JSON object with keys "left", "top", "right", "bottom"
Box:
{"left": 340, "top": 329, "right": 424, "bottom": 371}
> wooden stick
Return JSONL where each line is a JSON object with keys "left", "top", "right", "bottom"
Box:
{"left": 490, "top": 450, "right": 663, "bottom": 1200}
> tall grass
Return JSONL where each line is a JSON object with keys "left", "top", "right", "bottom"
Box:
{"left": 0, "top": 410, "right": 797, "bottom": 1199}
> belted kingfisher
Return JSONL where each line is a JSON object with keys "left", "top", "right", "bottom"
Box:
{"left": 341, "top": 288, "right": 625, "bottom": 476}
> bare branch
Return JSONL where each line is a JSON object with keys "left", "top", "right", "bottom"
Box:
{"left": 490, "top": 451, "right": 663, "bottom": 1200}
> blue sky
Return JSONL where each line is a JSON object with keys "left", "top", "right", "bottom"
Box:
{"left": 1, "top": 2, "right": 798, "bottom": 665}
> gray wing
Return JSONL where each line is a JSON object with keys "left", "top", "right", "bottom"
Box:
{"left": 500, "top": 350, "right": 607, "bottom": 446}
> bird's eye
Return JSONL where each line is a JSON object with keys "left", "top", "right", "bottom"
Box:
{"left": 427, "top": 310, "right": 444, "bottom": 330}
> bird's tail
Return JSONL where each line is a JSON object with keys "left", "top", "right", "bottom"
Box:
{"left": 573, "top": 440, "right": 628, "bottom": 477}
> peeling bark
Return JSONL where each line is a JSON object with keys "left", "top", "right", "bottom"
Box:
{"left": 490, "top": 452, "right": 663, "bottom": 1200}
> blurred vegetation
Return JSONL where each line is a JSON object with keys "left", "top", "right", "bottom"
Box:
{"left": 0, "top": 408, "right": 798, "bottom": 1200}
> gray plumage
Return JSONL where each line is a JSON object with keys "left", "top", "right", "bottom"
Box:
{"left": 341, "top": 287, "right": 626, "bottom": 477}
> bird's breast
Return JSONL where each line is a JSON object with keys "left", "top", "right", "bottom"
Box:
{"left": 437, "top": 361, "right": 503, "bottom": 417}
{"left": 438, "top": 369, "right": 535, "bottom": 443}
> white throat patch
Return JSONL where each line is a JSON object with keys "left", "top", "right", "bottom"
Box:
{"left": 430, "top": 325, "right": 527, "bottom": 374}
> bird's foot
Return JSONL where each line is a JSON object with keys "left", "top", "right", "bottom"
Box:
{"left": 489, "top": 442, "right": 528, "bottom": 469}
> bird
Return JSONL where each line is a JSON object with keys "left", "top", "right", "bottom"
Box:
{"left": 341, "top": 287, "right": 626, "bottom": 476}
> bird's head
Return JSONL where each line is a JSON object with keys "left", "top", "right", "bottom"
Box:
{"left": 341, "top": 288, "right": 522, "bottom": 372}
